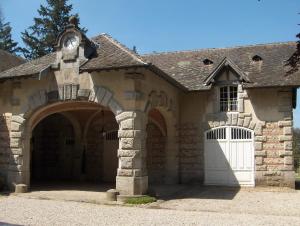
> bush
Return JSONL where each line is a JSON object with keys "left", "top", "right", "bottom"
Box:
{"left": 124, "top": 195, "right": 156, "bottom": 205}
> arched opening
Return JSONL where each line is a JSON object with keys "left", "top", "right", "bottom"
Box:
{"left": 31, "top": 113, "right": 75, "bottom": 182}
{"left": 29, "top": 102, "right": 119, "bottom": 188}
{"left": 85, "top": 110, "right": 119, "bottom": 183}
{"left": 146, "top": 109, "right": 167, "bottom": 184}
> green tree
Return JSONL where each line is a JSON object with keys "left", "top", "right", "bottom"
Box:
{"left": 293, "top": 128, "right": 300, "bottom": 154}
{"left": 293, "top": 128, "right": 300, "bottom": 173}
{"left": 0, "top": 15, "right": 21, "bottom": 54}
{"left": 286, "top": 32, "right": 300, "bottom": 74}
{"left": 21, "top": 0, "right": 86, "bottom": 60}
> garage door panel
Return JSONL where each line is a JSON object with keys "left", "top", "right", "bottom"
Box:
{"left": 205, "top": 141, "right": 228, "bottom": 170}
{"left": 205, "top": 127, "right": 254, "bottom": 186}
{"left": 244, "top": 143, "right": 253, "bottom": 169}
{"left": 233, "top": 171, "right": 253, "bottom": 184}
{"left": 205, "top": 170, "right": 229, "bottom": 185}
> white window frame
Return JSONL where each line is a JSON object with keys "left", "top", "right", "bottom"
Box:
{"left": 219, "top": 86, "right": 238, "bottom": 112}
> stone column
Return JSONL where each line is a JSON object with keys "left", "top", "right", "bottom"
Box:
{"left": 116, "top": 111, "right": 148, "bottom": 195}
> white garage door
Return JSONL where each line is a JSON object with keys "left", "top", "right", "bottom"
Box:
{"left": 204, "top": 126, "right": 254, "bottom": 186}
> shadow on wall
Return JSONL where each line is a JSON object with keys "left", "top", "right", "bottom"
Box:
{"left": 0, "top": 222, "right": 22, "bottom": 226}
{"left": 0, "top": 114, "right": 18, "bottom": 191}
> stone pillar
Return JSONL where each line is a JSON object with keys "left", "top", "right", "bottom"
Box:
{"left": 7, "top": 114, "right": 28, "bottom": 190}
{"left": 116, "top": 111, "right": 148, "bottom": 195}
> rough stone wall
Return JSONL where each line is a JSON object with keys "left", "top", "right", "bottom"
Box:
{"left": 177, "top": 123, "right": 203, "bottom": 184}
{"left": 0, "top": 114, "right": 11, "bottom": 188}
{"left": 254, "top": 89, "right": 294, "bottom": 188}
{"left": 6, "top": 114, "right": 25, "bottom": 189}
{"left": 86, "top": 124, "right": 104, "bottom": 182}
{"left": 116, "top": 111, "right": 148, "bottom": 195}
{"left": 146, "top": 123, "right": 166, "bottom": 184}
{"left": 255, "top": 120, "right": 294, "bottom": 187}
{"left": 85, "top": 111, "right": 119, "bottom": 183}
{"left": 255, "top": 122, "right": 288, "bottom": 186}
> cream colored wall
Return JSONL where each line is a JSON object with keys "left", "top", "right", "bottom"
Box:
{"left": 246, "top": 88, "right": 290, "bottom": 122}
{"left": 0, "top": 67, "right": 181, "bottom": 117}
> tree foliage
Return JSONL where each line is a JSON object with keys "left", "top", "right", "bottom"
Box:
{"left": 21, "top": 0, "right": 86, "bottom": 60}
{"left": 294, "top": 128, "right": 300, "bottom": 154}
{"left": 0, "top": 13, "right": 21, "bottom": 54}
{"left": 286, "top": 32, "right": 300, "bottom": 74}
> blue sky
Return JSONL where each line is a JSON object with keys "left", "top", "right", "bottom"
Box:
{"left": 1, "top": 0, "right": 300, "bottom": 127}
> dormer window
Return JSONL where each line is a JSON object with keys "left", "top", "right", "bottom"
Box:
{"left": 203, "top": 58, "right": 213, "bottom": 65}
{"left": 252, "top": 55, "right": 263, "bottom": 62}
{"left": 220, "top": 86, "right": 238, "bottom": 112}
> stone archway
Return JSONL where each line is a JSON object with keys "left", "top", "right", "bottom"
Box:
{"left": 28, "top": 102, "right": 120, "bottom": 187}
{"left": 8, "top": 84, "right": 124, "bottom": 189}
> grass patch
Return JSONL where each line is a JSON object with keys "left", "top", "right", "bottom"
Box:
{"left": 124, "top": 195, "right": 156, "bottom": 205}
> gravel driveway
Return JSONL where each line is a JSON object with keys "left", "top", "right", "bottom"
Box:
{"left": 151, "top": 185, "right": 300, "bottom": 217}
{"left": 0, "top": 186, "right": 300, "bottom": 226}
{"left": 0, "top": 195, "right": 299, "bottom": 226}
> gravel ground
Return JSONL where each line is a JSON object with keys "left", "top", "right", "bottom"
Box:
{"left": 0, "top": 196, "right": 300, "bottom": 226}
{"left": 152, "top": 186, "right": 300, "bottom": 217}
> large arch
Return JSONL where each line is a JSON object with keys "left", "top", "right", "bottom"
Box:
{"left": 26, "top": 101, "right": 120, "bottom": 187}
{"left": 15, "top": 84, "right": 124, "bottom": 188}
{"left": 31, "top": 113, "right": 76, "bottom": 183}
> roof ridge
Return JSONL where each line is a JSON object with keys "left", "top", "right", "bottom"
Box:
{"left": 100, "top": 33, "right": 147, "bottom": 65}
{"left": 142, "top": 41, "right": 297, "bottom": 57}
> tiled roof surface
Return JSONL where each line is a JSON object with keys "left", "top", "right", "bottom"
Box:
{"left": 0, "top": 53, "right": 55, "bottom": 79}
{"left": 0, "top": 34, "right": 299, "bottom": 90}
{"left": 80, "top": 34, "right": 147, "bottom": 70}
{"left": 0, "top": 34, "right": 146, "bottom": 80}
{"left": 142, "top": 42, "right": 300, "bottom": 90}
{"left": 0, "top": 50, "right": 25, "bottom": 73}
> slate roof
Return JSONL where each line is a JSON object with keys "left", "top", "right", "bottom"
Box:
{"left": 0, "top": 34, "right": 147, "bottom": 80}
{"left": 0, "top": 50, "right": 25, "bottom": 73}
{"left": 0, "top": 53, "right": 55, "bottom": 79}
{"left": 81, "top": 34, "right": 147, "bottom": 70}
{"left": 142, "top": 42, "right": 300, "bottom": 90}
{"left": 0, "top": 34, "right": 299, "bottom": 91}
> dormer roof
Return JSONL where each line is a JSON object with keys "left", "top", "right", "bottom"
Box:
{"left": 203, "top": 57, "right": 250, "bottom": 85}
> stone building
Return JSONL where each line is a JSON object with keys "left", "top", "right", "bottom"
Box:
{"left": 0, "top": 20, "right": 299, "bottom": 196}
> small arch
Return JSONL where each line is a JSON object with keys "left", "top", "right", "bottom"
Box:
{"left": 252, "top": 55, "right": 263, "bottom": 62}
{"left": 203, "top": 58, "right": 214, "bottom": 65}
{"left": 148, "top": 108, "right": 167, "bottom": 136}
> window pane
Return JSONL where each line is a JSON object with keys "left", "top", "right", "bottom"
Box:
{"left": 220, "top": 87, "right": 228, "bottom": 112}
{"left": 219, "top": 86, "right": 238, "bottom": 112}
{"left": 229, "top": 86, "right": 237, "bottom": 111}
